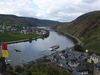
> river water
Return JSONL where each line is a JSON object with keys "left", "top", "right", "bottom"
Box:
{"left": 6, "top": 30, "right": 74, "bottom": 66}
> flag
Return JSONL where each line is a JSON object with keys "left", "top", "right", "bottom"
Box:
{"left": 2, "top": 42, "right": 8, "bottom": 57}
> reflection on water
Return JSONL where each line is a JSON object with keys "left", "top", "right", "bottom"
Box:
{"left": 7, "top": 30, "right": 74, "bottom": 66}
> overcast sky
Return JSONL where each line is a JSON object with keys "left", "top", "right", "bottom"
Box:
{"left": 0, "top": 0, "right": 100, "bottom": 22}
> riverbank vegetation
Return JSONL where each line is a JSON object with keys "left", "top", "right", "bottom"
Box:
{"left": 5, "top": 63, "right": 71, "bottom": 75}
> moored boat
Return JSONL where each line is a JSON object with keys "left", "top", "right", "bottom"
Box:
{"left": 49, "top": 45, "right": 60, "bottom": 51}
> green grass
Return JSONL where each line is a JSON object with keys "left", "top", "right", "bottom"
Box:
{"left": 0, "top": 32, "right": 41, "bottom": 42}
{"left": 82, "top": 37, "right": 97, "bottom": 44}
{"left": 89, "top": 45, "right": 100, "bottom": 51}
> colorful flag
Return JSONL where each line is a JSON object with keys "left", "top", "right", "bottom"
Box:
{"left": 2, "top": 42, "right": 8, "bottom": 57}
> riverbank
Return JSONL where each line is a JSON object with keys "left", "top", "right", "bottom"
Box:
{"left": 0, "top": 30, "right": 49, "bottom": 45}
{"left": 0, "top": 36, "right": 42, "bottom": 45}
{"left": 56, "top": 30, "right": 84, "bottom": 46}
{"left": 56, "top": 30, "right": 100, "bottom": 55}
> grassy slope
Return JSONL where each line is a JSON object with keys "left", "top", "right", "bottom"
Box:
{"left": 0, "top": 14, "right": 60, "bottom": 27}
{"left": 57, "top": 11, "right": 100, "bottom": 52}
{"left": 0, "top": 32, "right": 40, "bottom": 42}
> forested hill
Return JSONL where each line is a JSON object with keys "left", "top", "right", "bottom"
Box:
{"left": 57, "top": 11, "right": 100, "bottom": 51}
{"left": 0, "top": 14, "right": 61, "bottom": 27}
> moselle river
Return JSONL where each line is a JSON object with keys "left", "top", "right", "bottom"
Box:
{"left": 6, "top": 30, "right": 74, "bottom": 66}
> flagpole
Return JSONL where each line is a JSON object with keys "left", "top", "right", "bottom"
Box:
{"left": 1, "top": 42, "right": 6, "bottom": 72}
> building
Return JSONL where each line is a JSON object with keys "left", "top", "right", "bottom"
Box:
{"left": 88, "top": 54, "right": 100, "bottom": 64}
{"left": 20, "top": 29, "right": 27, "bottom": 34}
{"left": 75, "top": 66, "right": 89, "bottom": 75}
{"left": 68, "top": 59, "right": 80, "bottom": 67}
{"left": 94, "top": 62, "right": 100, "bottom": 75}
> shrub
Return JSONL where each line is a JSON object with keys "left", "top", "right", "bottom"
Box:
{"left": 74, "top": 44, "right": 84, "bottom": 52}
{"left": 14, "top": 65, "right": 24, "bottom": 73}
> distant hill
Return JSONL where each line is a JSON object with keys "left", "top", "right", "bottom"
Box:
{"left": 57, "top": 11, "right": 100, "bottom": 51}
{"left": 0, "top": 14, "right": 61, "bottom": 27}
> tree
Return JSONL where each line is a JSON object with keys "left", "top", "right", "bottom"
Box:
{"left": 74, "top": 44, "right": 83, "bottom": 52}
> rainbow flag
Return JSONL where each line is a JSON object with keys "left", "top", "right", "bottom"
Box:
{"left": 2, "top": 42, "right": 8, "bottom": 57}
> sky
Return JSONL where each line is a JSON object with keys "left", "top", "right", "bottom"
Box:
{"left": 0, "top": 0, "right": 100, "bottom": 22}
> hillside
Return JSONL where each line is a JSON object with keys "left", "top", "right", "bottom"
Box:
{"left": 57, "top": 11, "right": 100, "bottom": 51}
{"left": 0, "top": 14, "right": 60, "bottom": 27}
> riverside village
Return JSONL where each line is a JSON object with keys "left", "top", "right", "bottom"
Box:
{"left": 0, "top": 25, "right": 100, "bottom": 75}
{"left": 0, "top": 0, "right": 100, "bottom": 75}
{"left": 0, "top": 25, "right": 47, "bottom": 35}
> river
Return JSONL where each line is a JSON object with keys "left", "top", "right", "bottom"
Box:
{"left": 6, "top": 30, "right": 74, "bottom": 66}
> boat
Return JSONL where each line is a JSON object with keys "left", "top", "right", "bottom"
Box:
{"left": 15, "top": 49, "right": 21, "bottom": 52}
{"left": 49, "top": 45, "right": 60, "bottom": 51}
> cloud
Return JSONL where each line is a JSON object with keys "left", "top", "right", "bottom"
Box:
{"left": 0, "top": 0, "right": 100, "bottom": 22}
{"left": 82, "top": 0, "right": 98, "bottom": 3}
{"left": 34, "top": 0, "right": 100, "bottom": 22}
{"left": 0, "top": 0, "right": 38, "bottom": 17}
{"left": 33, "top": 0, "right": 83, "bottom": 21}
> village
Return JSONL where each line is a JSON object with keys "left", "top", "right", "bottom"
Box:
{"left": 0, "top": 25, "right": 47, "bottom": 35}
{"left": 25, "top": 47, "right": 100, "bottom": 75}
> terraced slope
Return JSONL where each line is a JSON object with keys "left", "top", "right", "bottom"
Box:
{"left": 57, "top": 11, "right": 100, "bottom": 51}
